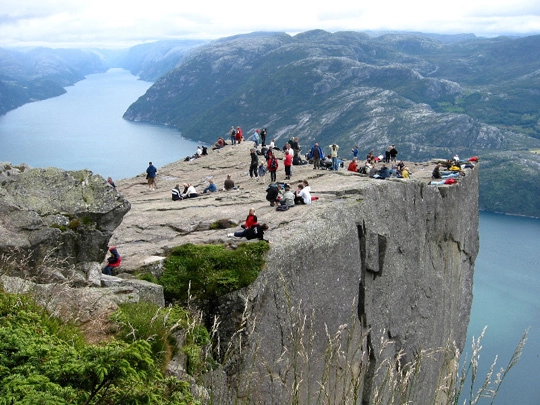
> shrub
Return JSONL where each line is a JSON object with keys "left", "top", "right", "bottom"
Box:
{"left": 111, "top": 301, "right": 211, "bottom": 375}
{"left": 159, "top": 242, "right": 270, "bottom": 303}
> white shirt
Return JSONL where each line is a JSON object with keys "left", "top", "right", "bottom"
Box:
{"left": 298, "top": 188, "right": 312, "bottom": 204}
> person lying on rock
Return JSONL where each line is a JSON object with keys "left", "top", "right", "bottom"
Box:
{"left": 228, "top": 223, "right": 269, "bottom": 242}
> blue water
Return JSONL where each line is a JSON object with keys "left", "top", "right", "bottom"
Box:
{"left": 0, "top": 69, "right": 538, "bottom": 403}
{"left": 0, "top": 68, "right": 200, "bottom": 180}
{"left": 465, "top": 212, "right": 540, "bottom": 404}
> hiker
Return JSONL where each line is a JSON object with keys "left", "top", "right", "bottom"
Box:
{"left": 241, "top": 208, "right": 258, "bottom": 229}
{"left": 267, "top": 151, "right": 278, "bottom": 183}
{"left": 102, "top": 246, "right": 122, "bottom": 275}
{"left": 182, "top": 183, "right": 199, "bottom": 198}
{"left": 284, "top": 150, "right": 292, "bottom": 180}
{"left": 228, "top": 223, "right": 269, "bottom": 242}
{"left": 249, "top": 148, "right": 259, "bottom": 179}
{"left": 224, "top": 174, "right": 235, "bottom": 191}
{"left": 146, "top": 161, "right": 157, "bottom": 190}
{"left": 389, "top": 145, "right": 398, "bottom": 162}
{"left": 329, "top": 144, "right": 340, "bottom": 171}
{"left": 294, "top": 183, "right": 312, "bottom": 205}
{"left": 203, "top": 179, "right": 218, "bottom": 193}
{"left": 171, "top": 184, "right": 183, "bottom": 200}
{"left": 266, "top": 183, "right": 280, "bottom": 206}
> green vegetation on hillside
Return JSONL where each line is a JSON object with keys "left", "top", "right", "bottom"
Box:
{"left": 0, "top": 291, "right": 199, "bottom": 404}
{"left": 154, "top": 242, "right": 270, "bottom": 303}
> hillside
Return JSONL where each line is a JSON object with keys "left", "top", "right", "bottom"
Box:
{"left": 0, "top": 47, "right": 107, "bottom": 114}
{"left": 123, "top": 30, "right": 540, "bottom": 217}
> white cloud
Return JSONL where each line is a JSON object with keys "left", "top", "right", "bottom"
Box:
{"left": 0, "top": 0, "right": 539, "bottom": 48}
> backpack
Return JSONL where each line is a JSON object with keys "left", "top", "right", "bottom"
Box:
{"left": 270, "top": 158, "right": 278, "bottom": 169}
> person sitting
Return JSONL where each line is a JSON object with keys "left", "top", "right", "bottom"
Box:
{"left": 432, "top": 163, "right": 442, "bottom": 179}
{"left": 368, "top": 164, "right": 378, "bottom": 178}
{"left": 294, "top": 183, "right": 312, "bottom": 205}
{"left": 224, "top": 174, "right": 235, "bottom": 191}
{"left": 102, "top": 246, "right": 122, "bottom": 275}
{"left": 374, "top": 165, "right": 391, "bottom": 179}
{"left": 182, "top": 183, "right": 199, "bottom": 198}
{"left": 401, "top": 167, "right": 410, "bottom": 179}
{"left": 107, "top": 177, "right": 116, "bottom": 189}
{"left": 281, "top": 185, "right": 295, "bottom": 207}
{"left": 171, "top": 184, "right": 183, "bottom": 201}
{"left": 228, "top": 223, "right": 269, "bottom": 242}
{"left": 347, "top": 158, "right": 359, "bottom": 173}
{"left": 213, "top": 137, "right": 226, "bottom": 150}
{"left": 203, "top": 179, "right": 218, "bottom": 193}
{"left": 241, "top": 208, "right": 258, "bottom": 229}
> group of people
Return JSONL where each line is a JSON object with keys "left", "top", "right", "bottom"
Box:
{"left": 428, "top": 156, "right": 477, "bottom": 185}
{"left": 265, "top": 179, "right": 312, "bottom": 207}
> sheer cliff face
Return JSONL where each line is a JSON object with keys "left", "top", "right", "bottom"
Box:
{"left": 223, "top": 170, "right": 479, "bottom": 404}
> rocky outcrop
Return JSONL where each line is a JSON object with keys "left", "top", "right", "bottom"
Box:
{"left": 0, "top": 164, "right": 130, "bottom": 284}
{"left": 107, "top": 142, "right": 478, "bottom": 404}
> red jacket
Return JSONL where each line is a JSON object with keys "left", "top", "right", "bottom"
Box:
{"left": 284, "top": 153, "right": 292, "bottom": 167}
{"left": 245, "top": 214, "right": 258, "bottom": 229}
{"left": 268, "top": 156, "right": 278, "bottom": 171}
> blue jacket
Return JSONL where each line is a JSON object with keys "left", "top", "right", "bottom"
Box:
{"left": 309, "top": 145, "right": 324, "bottom": 160}
{"left": 146, "top": 164, "right": 157, "bottom": 178}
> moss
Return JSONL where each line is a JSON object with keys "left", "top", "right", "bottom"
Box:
{"left": 209, "top": 219, "right": 236, "bottom": 229}
{"left": 68, "top": 218, "right": 80, "bottom": 229}
{"left": 159, "top": 242, "right": 270, "bottom": 303}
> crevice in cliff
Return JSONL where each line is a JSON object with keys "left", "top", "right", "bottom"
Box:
{"left": 357, "top": 222, "right": 377, "bottom": 403}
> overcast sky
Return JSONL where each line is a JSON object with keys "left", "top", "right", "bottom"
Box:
{"left": 1, "top": 0, "right": 539, "bottom": 48}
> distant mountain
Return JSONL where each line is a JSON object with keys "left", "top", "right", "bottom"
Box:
{"left": 0, "top": 47, "right": 107, "bottom": 114}
{"left": 112, "top": 39, "right": 209, "bottom": 81}
{"left": 123, "top": 30, "right": 540, "bottom": 217}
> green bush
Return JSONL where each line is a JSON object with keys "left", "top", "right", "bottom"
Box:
{"left": 0, "top": 291, "right": 199, "bottom": 404}
{"left": 159, "top": 242, "right": 270, "bottom": 303}
{"left": 111, "top": 301, "right": 212, "bottom": 376}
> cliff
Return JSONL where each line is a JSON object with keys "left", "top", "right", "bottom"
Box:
{"left": 0, "top": 142, "right": 479, "bottom": 403}
{"left": 107, "top": 142, "right": 478, "bottom": 403}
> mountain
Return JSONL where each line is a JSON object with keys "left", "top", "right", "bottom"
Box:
{"left": 123, "top": 30, "right": 540, "bottom": 217}
{"left": 113, "top": 39, "right": 209, "bottom": 81}
{"left": 0, "top": 47, "right": 107, "bottom": 114}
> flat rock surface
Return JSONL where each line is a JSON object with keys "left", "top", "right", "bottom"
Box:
{"left": 110, "top": 142, "right": 436, "bottom": 271}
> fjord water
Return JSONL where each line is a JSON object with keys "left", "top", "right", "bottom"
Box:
{"left": 1, "top": 69, "right": 539, "bottom": 403}
{"left": 465, "top": 212, "right": 540, "bottom": 404}
{"left": 0, "top": 68, "right": 199, "bottom": 180}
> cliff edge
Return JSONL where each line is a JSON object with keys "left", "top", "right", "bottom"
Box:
{"left": 109, "top": 142, "right": 478, "bottom": 404}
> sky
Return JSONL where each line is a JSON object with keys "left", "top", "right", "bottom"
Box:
{"left": 1, "top": 0, "right": 539, "bottom": 49}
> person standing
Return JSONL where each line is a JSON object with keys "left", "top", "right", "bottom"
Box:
{"left": 389, "top": 145, "right": 398, "bottom": 162}
{"left": 267, "top": 151, "right": 278, "bottom": 183}
{"left": 146, "top": 162, "right": 157, "bottom": 190}
{"left": 284, "top": 150, "right": 292, "bottom": 180}
{"left": 352, "top": 146, "right": 359, "bottom": 159}
{"left": 260, "top": 128, "right": 267, "bottom": 146}
{"left": 385, "top": 145, "right": 392, "bottom": 163}
{"left": 249, "top": 148, "right": 259, "bottom": 179}
{"left": 329, "top": 144, "right": 340, "bottom": 171}
{"left": 310, "top": 142, "right": 324, "bottom": 170}
{"left": 230, "top": 126, "right": 237, "bottom": 145}
{"left": 236, "top": 126, "right": 243, "bottom": 144}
